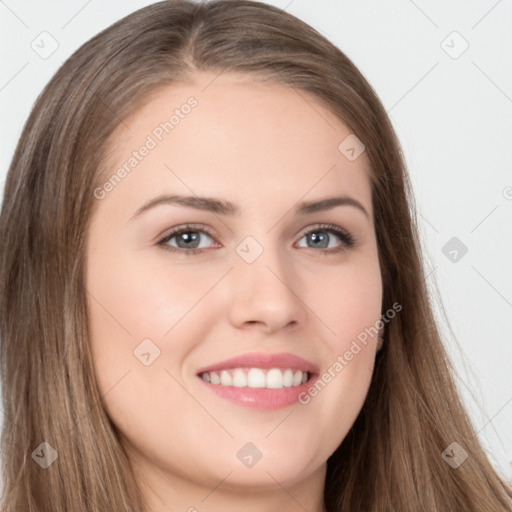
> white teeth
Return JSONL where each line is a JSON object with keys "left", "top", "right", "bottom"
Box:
{"left": 201, "top": 368, "right": 309, "bottom": 389}
{"left": 266, "top": 368, "right": 283, "bottom": 388}
{"left": 220, "top": 370, "right": 232, "bottom": 386}
{"left": 292, "top": 370, "right": 303, "bottom": 386}
{"left": 283, "top": 369, "right": 293, "bottom": 387}
{"left": 247, "top": 368, "right": 266, "bottom": 388}
{"left": 232, "top": 369, "right": 247, "bottom": 387}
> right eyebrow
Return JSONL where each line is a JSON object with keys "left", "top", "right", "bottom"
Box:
{"left": 130, "top": 194, "right": 240, "bottom": 220}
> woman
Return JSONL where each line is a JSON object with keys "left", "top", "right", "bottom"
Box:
{"left": 0, "top": 1, "right": 510, "bottom": 510}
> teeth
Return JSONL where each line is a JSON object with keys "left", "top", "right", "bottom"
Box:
{"left": 201, "top": 368, "right": 309, "bottom": 389}
{"left": 292, "top": 370, "right": 303, "bottom": 386}
{"left": 232, "top": 369, "right": 247, "bottom": 387}
{"left": 220, "top": 370, "right": 232, "bottom": 386}
{"left": 283, "top": 369, "right": 293, "bottom": 387}
{"left": 266, "top": 368, "right": 283, "bottom": 388}
{"left": 247, "top": 368, "right": 266, "bottom": 388}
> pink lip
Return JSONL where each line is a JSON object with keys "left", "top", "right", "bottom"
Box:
{"left": 196, "top": 352, "right": 319, "bottom": 410}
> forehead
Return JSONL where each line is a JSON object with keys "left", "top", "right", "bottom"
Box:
{"left": 100, "top": 72, "right": 373, "bottom": 217}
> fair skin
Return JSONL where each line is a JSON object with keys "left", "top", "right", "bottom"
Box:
{"left": 86, "top": 71, "right": 382, "bottom": 512}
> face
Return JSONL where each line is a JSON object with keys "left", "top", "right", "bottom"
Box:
{"left": 85, "top": 71, "right": 382, "bottom": 506}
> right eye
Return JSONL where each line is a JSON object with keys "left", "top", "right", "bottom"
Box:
{"left": 157, "top": 224, "right": 219, "bottom": 255}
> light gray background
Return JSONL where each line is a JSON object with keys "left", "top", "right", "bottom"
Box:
{"left": 1, "top": 0, "right": 511, "bottom": 481}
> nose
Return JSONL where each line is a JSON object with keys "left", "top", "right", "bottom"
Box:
{"left": 227, "top": 245, "right": 308, "bottom": 334}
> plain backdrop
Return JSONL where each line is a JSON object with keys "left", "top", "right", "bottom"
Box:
{"left": 0, "top": 0, "right": 511, "bottom": 481}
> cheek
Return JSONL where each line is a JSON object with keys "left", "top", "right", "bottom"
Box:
{"left": 86, "top": 249, "right": 222, "bottom": 413}
{"left": 304, "top": 253, "right": 383, "bottom": 350}
{"left": 295, "top": 255, "right": 382, "bottom": 448}
{"left": 86, "top": 250, "right": 212, "bottom": 341}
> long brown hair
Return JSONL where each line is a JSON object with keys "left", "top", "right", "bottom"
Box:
{"left": 1, "top": 1, "right": 510, "bottom": 510}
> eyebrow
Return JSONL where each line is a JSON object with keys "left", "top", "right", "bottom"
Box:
{"left": 130, "top": 194, "right": 370, "bottom": 220}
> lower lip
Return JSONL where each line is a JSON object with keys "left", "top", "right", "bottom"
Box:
{"left": 198, "top": 375, "right": 316, "bottom": 410}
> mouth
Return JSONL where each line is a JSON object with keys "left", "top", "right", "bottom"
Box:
{"left": 195, "top": 352, "right": 319, "bottom": 410}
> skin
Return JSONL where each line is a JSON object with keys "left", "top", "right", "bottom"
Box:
{"left": 85, "top": 71, "right": 383, "bottom": 512}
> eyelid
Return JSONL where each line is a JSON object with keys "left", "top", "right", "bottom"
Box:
{"left": 295, "top": 223, "right": 353, "bottom": 242}
{"left": 158, "top": 223, "right": 215, "bottom": 240}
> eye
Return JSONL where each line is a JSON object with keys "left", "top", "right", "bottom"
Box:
{"left": 295, "top": 224, "right": 356, "bottom": 254}
{"left": 157, "top": 224, "right": 218, "bottom": 255}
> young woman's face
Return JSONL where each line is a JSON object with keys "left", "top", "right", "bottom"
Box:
{"left": 86, "top": 72, "right": 382, "bottom": 503}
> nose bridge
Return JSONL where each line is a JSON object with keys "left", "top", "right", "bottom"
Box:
{"left": 227, "top": 233, "right": 306, "bottom": 331}
{"left": 236, "top": 236, "right": 287, "bottom": 290}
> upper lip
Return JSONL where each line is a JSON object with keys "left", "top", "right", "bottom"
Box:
{"left": 196, "top": 352, "right": 320, "bottom": 375}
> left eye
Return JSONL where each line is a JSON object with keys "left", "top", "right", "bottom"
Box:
{"left": 296, "top": 229, "right": 345, "bottom": 250}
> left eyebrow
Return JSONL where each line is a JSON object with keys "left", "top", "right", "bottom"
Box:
{"left": 295, "top": 196, "right": 369, "bottom": 219}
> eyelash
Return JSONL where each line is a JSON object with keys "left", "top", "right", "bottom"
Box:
{"left": 156, "top": 223, "right": 357, "bottom": 256}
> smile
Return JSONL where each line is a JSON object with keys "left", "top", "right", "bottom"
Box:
{"left": 196, "top": 352, "right": 319, "bottom": 409}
